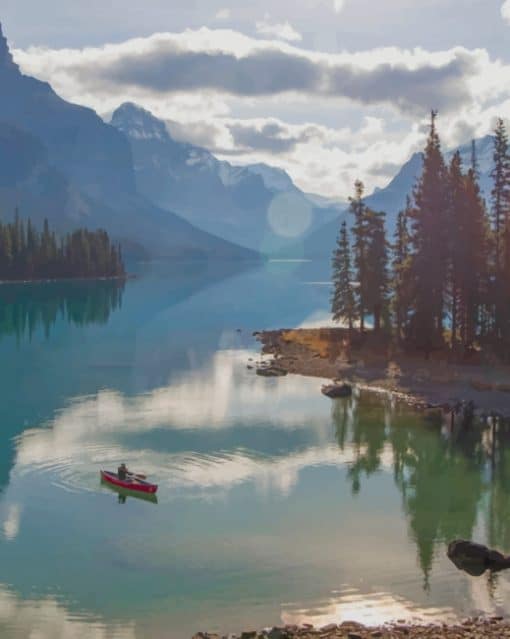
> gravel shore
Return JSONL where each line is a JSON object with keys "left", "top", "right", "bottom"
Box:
{"left": 255, "top": 328, "right": 510, "bottom": 418}
{"left": 195, "top": 617, "right": 510, "bottom": 639}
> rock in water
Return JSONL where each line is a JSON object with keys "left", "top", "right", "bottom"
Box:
{"left": 447, "top": 539, "right": 510, "bottom": 575}
{"left": 256, "top": 366, "right": 287, "bottom": 377}
{"left": 321, "top": 382, "right": 352, "bottom": 398}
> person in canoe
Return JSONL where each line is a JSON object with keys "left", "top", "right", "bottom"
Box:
{"left": 117, "top": 463, "right": 130, "bottom": 480}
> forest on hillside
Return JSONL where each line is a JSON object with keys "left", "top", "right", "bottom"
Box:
{"left": 0, "top": 215, "right": 125, "bottom": 281}
{"left": 332, "top": 112, "right": 510, "bottom": 358}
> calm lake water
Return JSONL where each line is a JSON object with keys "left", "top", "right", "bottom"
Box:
{"left": 1, "top": 260, "right": 510, "bottom": 639}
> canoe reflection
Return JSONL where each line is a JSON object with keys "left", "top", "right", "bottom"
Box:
{"left": 100, "top": 478, "right": 158, "bottom": 505}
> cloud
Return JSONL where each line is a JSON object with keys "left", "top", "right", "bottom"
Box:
{"left": 503, "top": 0, "right": 510, "bottom": 24}
{"left": 11, "top": 29, "right": 510, "bottom": 199}
{"left": 256, "top": 19, "right": 302, "bottom": 42}
{"left": 14, "top": 29, "right": 483, "bottom": 115}
{"left": 226, "top": 119, "right": 323, "bottom": 154}
{"left": 215, "top": 8, "right": 231, "bottom": 21}
{"left": 333, "top": 0, "right": 346, "bottom": 13}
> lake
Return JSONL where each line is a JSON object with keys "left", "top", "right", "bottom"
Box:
{"left": 0, "top": 260, "right": 510, "bottom": 639}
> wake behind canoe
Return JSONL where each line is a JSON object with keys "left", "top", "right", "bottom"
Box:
{"left": 100, "top": 470, "right": 158, "bottom": 494}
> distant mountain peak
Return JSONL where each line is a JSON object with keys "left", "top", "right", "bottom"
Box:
{"left": 245, "top": 163, "right": 294, "bottom": 192}
{"left": 0, "top": 23, "right": 18, "bottom": 72}
{"left": 111, "top": 102, "right": 170, "bottom": 141}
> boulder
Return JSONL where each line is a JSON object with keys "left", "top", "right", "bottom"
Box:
{"left": 447, "top": 539, "right": 510, "bottom": 575}
{"left": 321, "top": 382, "right": 352, "bottom": 398}
{"left": 256, "top": 366, "right": 287, "bottom": 377}
{"left": 267, "top": 628, "right": 289, "bottom": 639}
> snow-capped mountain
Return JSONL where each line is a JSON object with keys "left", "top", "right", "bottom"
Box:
{"left": 111, "top": 102, "right": 342, "bottom": 253}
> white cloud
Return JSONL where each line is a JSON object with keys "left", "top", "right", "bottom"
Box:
{"left": 10, "top": 28, "right": 510, "bottom": 198}
{"left": 13, "top": 31, "right": 482, "bottom": 114}
{"left": 502, "top": 0, "right": 510, "bottom": 24}
{"left": 215, "top": 7, "right": 231, "bottom": 21}
{"left": 256, "top": 18, "right": 302, "bottom": 42}
{"left": 333, "top": 0, "right": 346, "bottom": 13}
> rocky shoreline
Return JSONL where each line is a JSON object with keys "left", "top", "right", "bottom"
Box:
{"left": 195, "top": 617, "right": 510, "bottom": 639}
{"left": 253, "top": 328, "right": 510, "bottom": 419}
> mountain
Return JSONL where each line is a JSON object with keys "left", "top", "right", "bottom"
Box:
{"left": 291, "top": 135, "right": 495, "bottom": 258}
{"left": 110, "top": 102, "right": 342, "bottom": 253}
{"left": 0, "top": 24, "right": 255, "bottom": 260}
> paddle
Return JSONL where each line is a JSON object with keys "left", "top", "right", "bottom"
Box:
{"left": 127, "top": 471, "right": 147, "bottom": 480}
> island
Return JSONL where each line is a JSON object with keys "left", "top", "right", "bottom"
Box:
{"left": 255, "top": 113, "right": 510, "bottom": 425}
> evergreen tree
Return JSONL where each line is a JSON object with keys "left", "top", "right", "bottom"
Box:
{"left": 491, "top": 119, "right": 510, "bottom": 279}
{"left": 331, "top": 221, "right": 356, "bottom": 330}
{"left": 490, "top": 119, "right": 510, "bottom": 341}
{"left": 330, "top": 114, "right": 509, "bottom": 360}
{"left": 407, "top": 110, "right": 449, "bottom": 354}
{"left": 463, "top": 166, "right": 490, "bottom": 348}
{"left": 349, "top": 180, "right": 369, "bottom": 331}
{"left": 0, "top": 214, "right": 125, "bottom": 281}
{"left": 447, "top": 151, "right": 465, "bottom": 347}
{"left": 364, "top": 210, "right": 389, "bottom": 332}
{"left": 392, "top": 199, "right": 411, "bottom": 340}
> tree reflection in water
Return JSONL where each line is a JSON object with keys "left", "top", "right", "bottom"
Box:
{"left": 0, "top": 279, "right": 125, "bottom": 341}
{"left": 332, "top": 391, "right": 510, "bottom": 592}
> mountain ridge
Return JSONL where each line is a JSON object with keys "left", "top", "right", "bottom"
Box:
{"left": 0, "top": 23, "right": 256, "bottom": 261}
{"left": 288, "top": 133, "right": 496, "bottom": 258}
{"left": 110, "top": 102, "right": 343, "bottom": 253}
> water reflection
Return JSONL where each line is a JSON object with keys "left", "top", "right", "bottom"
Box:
{"left": 331, "top": 391, "right": 510, "bottom": 590}
{"left": 0, "top": 279, "right": 125, "bottom": 341}
{"left": 0, "top": 584, "right": 135, "bottom": 639}
{"left": 3, "top": 262, "right": 510, "bottom": 637}
{"left": 100, "top": 478, "right": 158, "bottom": 505}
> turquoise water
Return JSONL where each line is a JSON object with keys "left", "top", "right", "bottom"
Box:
{"left": 1, "top": 260, "right": 510, "bottom": 638}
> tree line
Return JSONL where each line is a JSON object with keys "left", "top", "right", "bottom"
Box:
{"left": 0, "top": 214, "right": 125, "bottom": 281}
{"left": 331, "top": 112, "right": 510, "bottom": 358}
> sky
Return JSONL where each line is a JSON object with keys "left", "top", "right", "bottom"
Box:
{"left": 2, "top": 0, "right": 510, "bottom": 198}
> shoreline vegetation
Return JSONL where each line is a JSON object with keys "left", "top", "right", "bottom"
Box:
{"left": 195, "top": 617, "right": 510, "bottom": 639}
{"left": 0, "top": 273, "right": 133, "bottom": 286}
{"left": 0, "top": 213, "right": 125, "bottom": 282}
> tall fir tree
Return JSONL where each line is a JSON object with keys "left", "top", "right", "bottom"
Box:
{"left": 364, "top": 210, "right": 389, "bottom": 332}
{"left": 349, "top": 180, "right": 369, "bottom": 331}
{"left": 491, "top": 119, "right": 510, "bottom": 279}
{"left": 392, "top": 198, "right": 411, "bottom": 340}
{"left": 408, "top": 110, "right": 449, "bottom": 353}
{"left": 331, "top": 221, "right": 356, "bottom": 330}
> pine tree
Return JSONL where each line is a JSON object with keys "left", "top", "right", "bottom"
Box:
{"left": 392, "top": 199, "right": 411, "bottom": 340}
{"left": 463, "top": 166, "right": 490, "bottom": 348}
{"left": 350, "top": 180, "right": 369, "bottom": 332}
{"left": 407, "top": 110, "right": 449, "bottom": 354}
{"left": 491, "top": 119, "right": 510, "bottom": 278}
{"left": 364, "top": 210, "right": 389, "bottom": 332}
{"left": 0, "top": 216, "right": 125, "bottom": 281}
{"left": 447, "top": 151, "right": 465, "bottom": 347}
{"left": 490, "top": 119, "right": 510, "bottom": 341}
{"left": 331, "top": 221, "right": 356, "bottom": 330}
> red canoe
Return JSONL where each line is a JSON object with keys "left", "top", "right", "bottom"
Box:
{"left": 100, "top": 470, "right": 158, "bottom": 494}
